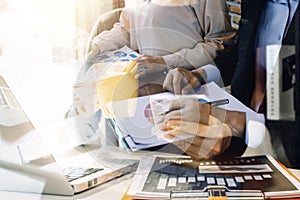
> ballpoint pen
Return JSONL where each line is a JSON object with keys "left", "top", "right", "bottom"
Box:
{"left": 157, "top": 98, "right": 229, "bottom": 116}
{"left": 198, "top": 98, "right": 229, "bottom": 106}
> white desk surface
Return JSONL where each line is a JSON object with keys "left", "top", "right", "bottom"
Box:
{"left": 0, "top": 63, "right": 132, "bottom": 199}
{"left": 1, "top": 63, "right": 299, "bottom": 200}
{"left": 0, "top": 175, "right": 133, "bottom": 200}
{"left": 0, "top": 64, "right": 180, "bottom": 200}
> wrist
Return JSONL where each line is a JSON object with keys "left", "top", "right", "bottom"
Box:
{"left": 224, "top": 111, "right": 246, "bottom": 137}
{"left": 192, "top": 69, "right": 206, "bottom": 85}
{"left": 160, "top": 57, "right": 167, "bottom": 65}
{"left": 210, "top": 107, "right": 246, "bottom": 138}
{"left": 213, "top": 136, "right": 247, "bottom": 160}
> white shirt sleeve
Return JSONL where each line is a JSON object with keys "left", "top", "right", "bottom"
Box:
{"left": 91, "top": 8, "right": 131, "bottom": 53}
{"left": 245, "top": 111, "right": 266, "bottom": 148}
{"left": 200, "top": 64, "right": 221, "bottom": 84}
{"left": 208, "top": 81, "right": 267, "bottom": 149}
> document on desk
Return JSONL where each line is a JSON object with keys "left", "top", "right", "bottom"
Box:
{"left": 126, "top": 154, "right": 300, "bottom": 199}
{"left": 105, "top": 82, "right": 264, "bottom": 151}
{"left": 107, "top": 92, "right": 197, "bottom": 151}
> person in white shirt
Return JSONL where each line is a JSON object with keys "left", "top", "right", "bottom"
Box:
{"left": 160, "top": 69, "right": 266, "bottom": 160}
{"left": 87, "top": 0, "right": 235, "bottom": 87}
{"left": 83, "top": 0, "right": 239, "bottom": 158}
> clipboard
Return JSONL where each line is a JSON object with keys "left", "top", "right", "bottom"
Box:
{"left": 122, "top": 185, "right": 264, "bottom": 200}
{"left": 124, "top": 155, "right": 300, "bottom": 200}
{"left": 170, "top": 186, "right": 264, "bottom": 200}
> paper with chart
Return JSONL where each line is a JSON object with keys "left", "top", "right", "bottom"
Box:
{"left": 94, "top": 46, "right": 141, "bottom": 63}
{"left": 106, "top": 82, "right": 265, "bottom": 151}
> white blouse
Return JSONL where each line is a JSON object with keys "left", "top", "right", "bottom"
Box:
{"left": 92, "top": 0, "right": 235, "bottom": 82}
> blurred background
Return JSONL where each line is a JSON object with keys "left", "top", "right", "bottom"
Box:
{"left": 0, "top": 0, "right": 124, "bottom": 143}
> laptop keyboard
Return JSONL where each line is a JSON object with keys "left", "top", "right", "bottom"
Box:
{"left": 62, "top": 167, "right": 104, "bottom": 182}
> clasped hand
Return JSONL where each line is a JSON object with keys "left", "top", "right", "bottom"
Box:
{"left": 153, "top": 98, "right": 246, "bottom": 160}
{"left": 163, "top": 68, "right": 204, "bottom": 95}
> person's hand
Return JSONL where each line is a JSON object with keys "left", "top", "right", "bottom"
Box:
{"left": 132, "top": 54, "right": 168, "bottom": 78}
{"left": 162, "top": 118, "right": 232, "bottom": 160}
{"left": 86, "top": 44, "right": 100, "bottom": 61}
{"left": 156, "top": 98, "right": 211, "bottom": 125}
{"left": 153, "top": 98, "right": 246, "bottom": 160}
{"left": 163, "top": 68, "right": 205, "bottom": 95}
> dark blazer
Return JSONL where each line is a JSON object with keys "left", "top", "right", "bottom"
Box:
{"left": 230, "top": 0, "right": 300, "bottom": 168}
{"left": 230, "top": 0, "right": 266, "bottom": 107}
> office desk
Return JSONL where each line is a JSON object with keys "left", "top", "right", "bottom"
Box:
{"left": 1, "top": 62, "right": 298, "bottom": 200}
{"left": 0, "top": 63, "right": 177, "bottom": 200}
{"left": 0, "top": 115, "right": 177, "bottom": 200}
{"left": 0, "top": 174, "right": 133, "bottom": 200}
{"left": 0, "top": 63, "right": 133, "bottom": 199}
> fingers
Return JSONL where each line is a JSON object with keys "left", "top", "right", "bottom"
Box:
{"left": 131, "top": 64, "right": 146, "bottom": 78}
{"left": 169, "top": 126, "right": 232, "bottom": 160}
{"left": 135, "top": 54, "right": 166, "bottom": 65}
{"left": 131, "top": 63, "right": 168, "bottom": 79}
{"left": 171, "top": 135, "right": 228, "bottom": 160}
{"left": 167, "top": 69, "right": 187, "bottom": 95}
{"left": 163, "top": 68, "right": 198, "bottom": 95}
{"left": 164, "top": 120, "right": 209, "bottom": 136}
{"left": 155, "top": 105, "right": 186, "bottom": 128}
{"left": 163, "top": 115, "right": 230, "bottom": 139}
{"left": 181, "top": 71, "right": 202, "bottom": 94}
{"left": 181, "top": 84, "right": 195, "bottom": 94}
{"left": 157, "top": 110, "right": 234, "bottom": 160}
{"left": 156, "top": 99, "right": 209, "bottom": 124}
{"left": 131, "top": 63, "right": 155, "bottom": 78}
{"left": 162, "top": 71, "right": 175, "bottom": 93}
{"left": 173, "top": 70, "right": 187, "bottom": 94}
{"left": 164, "top": 110, "right": 186, "bottom": 122}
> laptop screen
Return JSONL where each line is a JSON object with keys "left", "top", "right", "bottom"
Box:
{"left": 0, "top": 76, "right": 54, "bottom": 166}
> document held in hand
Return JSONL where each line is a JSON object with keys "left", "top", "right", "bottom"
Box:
{"left": 106, "top": 92, "right": 202, "bottom": 151}
{"left": 105, "top": 82, "right": 265, "bottom": 152}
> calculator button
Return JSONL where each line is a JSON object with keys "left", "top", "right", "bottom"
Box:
{"left": 216, "top": 178, "right": 226, "bottom": 185}
{"left": 244, "top": 175, "right": 253, "bottom": 180}
{"left": 235, "top": 176, "right": 245, "bottom": 183}
{"left": 226, "top": 178, "right": 237, "bottom": 187}
{"left": 168, "top": 177, "right": 177, "bottom": 187}
{"left": 207, "top": 177, "right": 215, "bottom": 184}
{"left": 178, "top": 177, "right": 186, "bottom": 183}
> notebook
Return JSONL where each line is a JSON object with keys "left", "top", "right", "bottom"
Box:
{"left": 0, "top": 76, "right": 138, "bottom": 196}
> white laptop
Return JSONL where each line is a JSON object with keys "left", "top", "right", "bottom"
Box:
{"left": 0, "top": 76, "right": 138, "bottom": 196}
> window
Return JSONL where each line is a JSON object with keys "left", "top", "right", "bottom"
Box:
{"left": 0, "top": 0, "right": 115, "bottom": 86}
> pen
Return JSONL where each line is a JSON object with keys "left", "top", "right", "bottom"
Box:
{"left": 199, "top": 98, "right": 229, "bottom": 106}
{"left": 158, "top": 98, "right": 229, "bottom": 115}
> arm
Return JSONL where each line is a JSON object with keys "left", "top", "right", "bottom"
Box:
{"left": 88, "top": 8, "right": 131, "bottom": 56}
{"left": 156, "top": 99, "right": 246, "bottom": 160}
{"left": 162, "top": 0, "right": 235, "bottom": 69}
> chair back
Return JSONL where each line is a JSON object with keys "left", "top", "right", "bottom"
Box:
{"left": 85, "top": 8, "right": 123, "bottom": 56}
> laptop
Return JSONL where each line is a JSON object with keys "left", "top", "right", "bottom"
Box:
{"left": 0, "top": 76, "right": 138, "bottom": 196}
